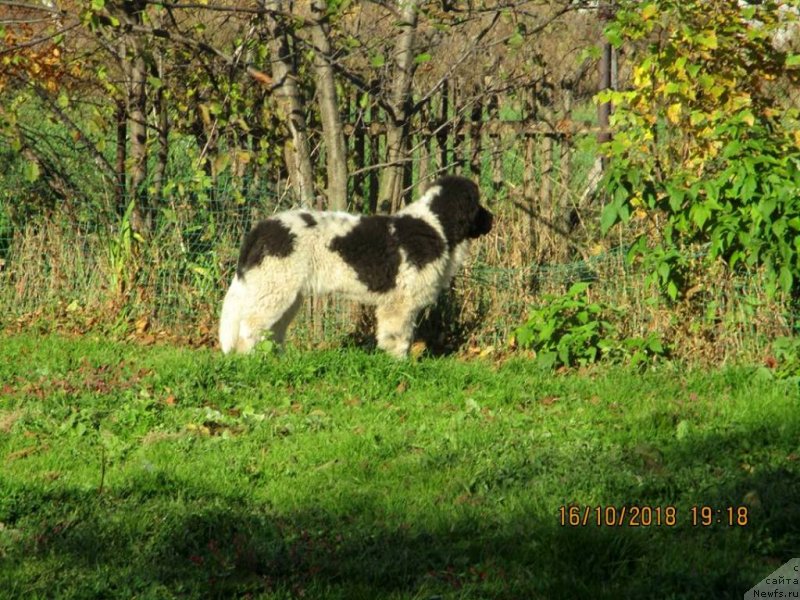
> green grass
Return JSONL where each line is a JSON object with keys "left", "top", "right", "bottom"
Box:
{"left": 0, "top": 333, "right": 798, "bottom": 599}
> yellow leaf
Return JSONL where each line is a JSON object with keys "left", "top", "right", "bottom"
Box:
{"left": 641, "top": 3, "right": 658, "bottom": 20}
{"left": 198, "top": 104, "right": 211, "bottom": 127}
{"left": 737, "top": 110, "right": 755, "bottom": 127}
{"left": 590, "top": 243, "right": 606, "bottom": 256}
{"left": 135, "top": 317, "right": 149, "bottom": 333}
{"left": 743, "top": 490, "right": 761, "bottom": 508}
{"left": 666, "top": 103, "right": 682, "bottom": 124}
{"left": 410, "top": 341, "right": 426, "bottom": 359}
{"left": 697, "top": 30, "right": 718, "bottom": 49}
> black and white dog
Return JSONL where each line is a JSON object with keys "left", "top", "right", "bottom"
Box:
{"left": 219, "top": 175, "right": 493, "bottom": 358}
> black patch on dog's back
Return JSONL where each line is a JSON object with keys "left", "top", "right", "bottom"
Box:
{"left": 395, "top": 215, "right": 445, "bottom": 268}
{"left": 299, "top": 212, "right": 317, "bottom": 227}
{"left": 330, "top": 216, "right": 399, "bottom": 293}
{"left": 429, "top": 176, "right": 492, "bottom": 247}
{"left": 329, "top": 215, "right": 446, "bottom": 293}
{"left": 237, "top": 219, "right": 296, "bottom": 278}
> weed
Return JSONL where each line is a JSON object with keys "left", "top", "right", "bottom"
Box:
{"left": 513, "top": 281, "right": 668, "bottom": 369}
{"left": 769, "top": 336, "right": 800, "bottom": 381}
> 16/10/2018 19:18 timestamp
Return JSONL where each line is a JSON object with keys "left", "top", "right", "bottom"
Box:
{"left": 558, "top": 505, "right": 750, "bottom": 528}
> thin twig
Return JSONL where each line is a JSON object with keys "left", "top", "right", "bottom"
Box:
{"left": 0, "top": 0, "right": 62, "bottom": 13}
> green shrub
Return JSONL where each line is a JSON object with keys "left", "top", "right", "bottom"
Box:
{"left": 514, "top": 282, "right": 666, "bottom": 369}
{"left": 771, "top": 336, "right": 800, "bottom": 380}
{"left": 599, "top": 0, "right": 800, "bottom": 300}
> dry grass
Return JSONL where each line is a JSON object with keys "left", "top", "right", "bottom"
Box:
{"left": 0, "top": 410, "right": 23, "bottom": 434}
{"left": 0, "top": 201, "right": 794, "bottom": 362}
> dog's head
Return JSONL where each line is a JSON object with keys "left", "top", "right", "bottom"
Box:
{"left": 428, "top": 175, "right": 493, "bottom": 247}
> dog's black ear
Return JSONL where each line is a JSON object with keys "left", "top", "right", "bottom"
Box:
{"left": 429, "top": 176, "right": 488, "bottom": 246}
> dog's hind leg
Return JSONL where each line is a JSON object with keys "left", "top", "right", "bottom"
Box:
{"left": 236, "top": 289, "right": 303, "bottom": 353}
{"left": 375, "top": 303, "right": 419, "bottom": 359}
{"left": 219, "top": 275, "right": 247, "bottom": 354}
{"left": 269, "top": 293, "right": 303, "bottom": 346}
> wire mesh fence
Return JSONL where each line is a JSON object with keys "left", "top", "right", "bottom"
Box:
{"left": 1, "top": 187, "right": 796, "bottom": 360}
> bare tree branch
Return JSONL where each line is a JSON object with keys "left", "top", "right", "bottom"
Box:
{"left": 0, "top": 0, "right": 62, "bottom": 13}
{"left": 140, "top": 1, "right": 293, "bottom": 18}
{"left": 30, "top": 84, "right": 117, "bottom": 178}
{"left": 120, "top": 21, "right": 274, "bottom": 87}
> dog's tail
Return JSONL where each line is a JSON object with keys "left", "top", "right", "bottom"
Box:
{"left": 219, "top": 275, "right": 246, "bottom": 353}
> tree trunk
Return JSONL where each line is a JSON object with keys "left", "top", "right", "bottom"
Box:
{"left": 151, "top": 15, "right": 169, "bottom": 205}
{"left": 378, "top": 0, "right": 420, "bottom": 213}
{"left": 597, "top": 0, "right": 616, "bottom": 147}
{"left": 115, "top": 98, "right": 127, "bottom": 217}
{"left": 309, "top": 0, "right": 347, "bottom": 211}
{"left": 261, "top": 0, "right": 316, "bottom": 206}
{"left": 597, "top": 39, "right": 612, "bottom": 145}
{"left": 352, "top": 98, "right": 366, "bottom": 212}
{"left": 120, "top": 0, "right": 150, "bottom": 234}
{"left": 153, "top": 84, "right": 169, "bottom": 206}
{"left": 469, "top": 99, "right": 482, "bottom": 176}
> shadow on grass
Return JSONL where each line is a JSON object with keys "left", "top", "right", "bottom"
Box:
{"left": 416, "top": 285, "right": 493, "bottom": 357}
{"left": 1, "top": 428, "right": 798, "bottom": 599}
{"left": 339, "top": 286, "right": 491, "bottom": 358}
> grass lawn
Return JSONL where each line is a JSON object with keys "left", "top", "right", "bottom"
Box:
{"left": 0, "top": 333, "right": 798, "bottom": 599}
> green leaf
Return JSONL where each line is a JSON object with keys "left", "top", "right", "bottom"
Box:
{"left": 696, "top": 30, "right": 718, "bottom": 49}
{"left": 741, "top": 175, "right": 757, "bottom": 202}
{"left": 557, "top": 344, "right": 570, "bottom": 366}
{"left": 535, "top": 351, "right": 557, "bottom": 370}
{"left": 413, "top": 52, "right": 431, "bottom": 64}
{"left": 91, "top": 0, "right": 105, "bottom": 10}
{"left": 786, "top": 54, "right": 800, "bottom": 67}
{"left": 604, "top": 23, "right": 623, "bottom": 47}
{"left": 508, "top": 30, "right": 524, "bottom": 48}
{"left": 600, "top": 202, "right": 619, "bottom": 235}
{"left": 722, "top": 141, "right": 742, "bottom": 159}
{"left": 667, "top": 280, "right": 678, "bottom": 301}
{"left": 690, "top": 203, "right": 711, "bottom": 229}
{"left": 578, "top": 45, "right": 602, "bottom": 63}
{"left": 567, "top": 281, "right": 590, "bottom": 297}
{"left": 23, "top": 160, "right": 40, "bottom": 183}
{"left": 538, "top": 321, "right": 556, "bottom": 343}
{"left": 667, "top": 186, "right": 684, "bottom": 212}
{"left": 57, "top": 93, "right": 70, "bottom": 108}
{"left": 370, "top": 54, "right": 385, "bottom": 68}
{"left": 515, "top": 326, "right": 534, "bottom": 348}
{"left": 779, "top": 266, "right": 793, "bottom": 294}
{"left": 758, "top": 198, "right": 776, "bottom": 220}
{"left": 657, "top": 261, "right": 670, "bottom": 282}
